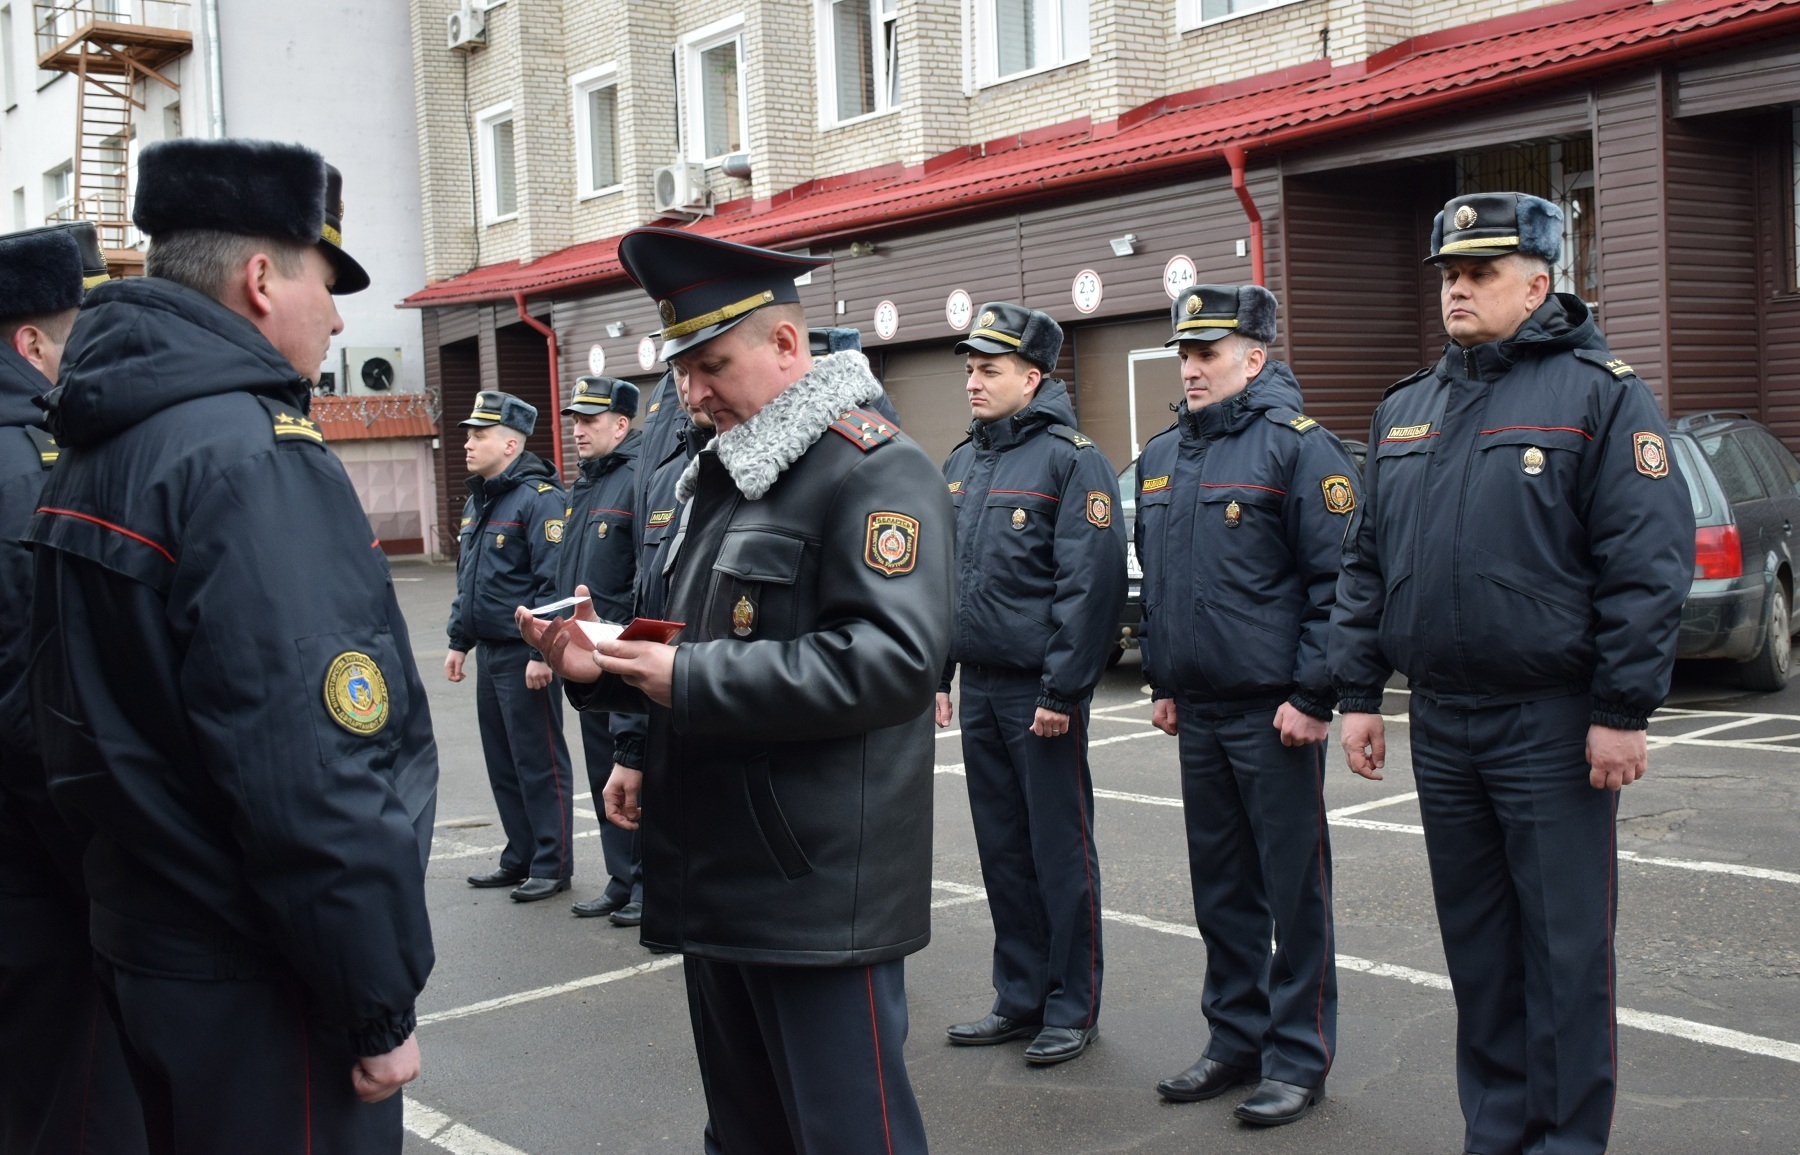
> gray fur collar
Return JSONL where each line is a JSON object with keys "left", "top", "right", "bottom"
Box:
{"left": 677, "top": 351, "right": 883, "bottom": 501}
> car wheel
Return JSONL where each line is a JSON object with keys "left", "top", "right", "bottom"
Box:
{"left": 1738, "top": 584, "right": 1791, "bottom": 692}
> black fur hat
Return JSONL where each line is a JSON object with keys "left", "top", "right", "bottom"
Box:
{"left": 1167, "top": 284, "right": 1278, "bottom": 346}
{"left": 1426, "top": 192, "right": 1564, "bottom": 264}
{"left": 134, "top": 138, "right": 327, "bottom": 245}
{"left": 0, "top": 225, "right": 83, "bottom": 320}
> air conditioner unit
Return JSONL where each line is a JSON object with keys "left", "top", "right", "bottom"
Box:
{"left": 343, "top": 347, "right": 403, "bottom": 396}
{"left": 447, "top": 2, "right": 486, "bottom": 51}
{"left": 652, "top": 162, "right": 712, "bottom": 216}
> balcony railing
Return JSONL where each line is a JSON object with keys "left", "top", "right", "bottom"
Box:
{"left": 34, "top": 0, "right": 190, "bottom": 59}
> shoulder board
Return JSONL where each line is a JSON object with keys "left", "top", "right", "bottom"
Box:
{"left": 1047, "top": 425, "right": 1095, "bottom": 449}
{"left": 1263, "top": 407, "right": 1320, "bottom": 434}
{"left": 256, "top": 395, "right": 324, "bottom": 446}
{"left": 1383, "top": 367, "right": 1434, "bottom": 399}
{"left": 22, "top": 424, "right": 58, "bottom": 469}
{"left": 536, "top": 481, "right": 555, "bottom": 493}
{"left": 1572, "top": 348, "right": 1638, "bottom": 380}
{"left": 827, "top": 408, "right": 899, "bottom": 452}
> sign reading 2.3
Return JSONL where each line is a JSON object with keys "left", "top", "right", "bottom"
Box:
{"left": 1071, "top": 269, "right": 1103, "bottom": 314}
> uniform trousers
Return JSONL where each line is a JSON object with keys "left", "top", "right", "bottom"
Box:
{"left": 0, "top": 888, "right": 145, "bottom": 1154}
{"left": 476, "top": 638, "right": 574, "bottom": 881}
{"left": 578, "top": 712, "right": 642, "bottom": 906}
{"left": 1410, "top": 692, "right": 1617, "bottom": 1155}
{"left": 94, "top": 956, "right": 401, "bottom": 1154}
{"left": 685, "top": 956, "right": 926, "bottom": 1155}
{"left": 1176, "top": 700, "right": 1337, "bottom": 1087}
{"left": 959, "top": 664, "right": 1103, "bottom": 1030}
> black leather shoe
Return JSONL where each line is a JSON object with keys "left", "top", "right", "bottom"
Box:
{"left": 1024, "top": 1025, "right": 1096, "bottom": 1065}
{"left": 1156, "top": 1058, "right": 1259, "bottom": 1102}
{"left": 467, "top": 867, "right": 527, "bottom": 888}
{"left": 608, "top": 900, "right": 644, "bottom": 926}
{"left": 571, "top": 894, "right": 627, "bottom": 918}
{"left": 510, "top": 877, "right": 572, "bottom": 902}
{"left": 946, "top": 1012, "right": 1040, "bottom": 1047}
{"left": 1233, "top": 1078, "right": 1325, "bottom": 1126}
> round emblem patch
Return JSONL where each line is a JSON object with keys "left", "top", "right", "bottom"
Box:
{"left": 1185, "top": 294, "right": 1204, "bottom": 316}
{"left": 979, "top": 310, "right": 996, "bottom": 328}
{"left": 1521, "top": 446, "right": 1545, "bottom": 476}
{"left": 658, "top": 299, "right": 678, "bottom": 327}
{"left": 324, "top": 651, "right": 389, "bottom": 736}
{"left": 1454, "top": 204, "right": 1479, "bottom": 230}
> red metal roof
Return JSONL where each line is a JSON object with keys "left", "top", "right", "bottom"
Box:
{"left": 403, "top": 0, "right": 1800, "bottom": 309}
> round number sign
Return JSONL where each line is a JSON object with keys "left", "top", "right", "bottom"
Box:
{"left": 1072, "top": 269, "right": 1103, "bottom": 314}
{"left": 587, "top": 343, "right": 606, "bottom": 375}
{"left": 1163, "top": 254, "right": 1197, "bottom": 300}
{"left": 874, "top": 300, "right": 900, "bottom": 341}
{"left": 637, "top": 335, "right": 658, "bottom": 371}
{"left": 945, "top": 289, "right": 973, "bottom": 332}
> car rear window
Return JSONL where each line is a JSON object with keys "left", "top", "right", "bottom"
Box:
{"left": 1671, "top": 437, "right": 1710, "bottom": 521}
{"left": 1742, "top": 429, "right": 1800, "bottom": 500}
{"left": 1118, "top": 461, "right": 1137, "bottom": 519}
{"left": 1697, "top": 432, "right": 1768, "bottom": 506}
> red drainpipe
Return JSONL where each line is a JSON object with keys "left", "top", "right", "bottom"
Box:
{"left": 512, "top": 292, "right": 565, "bottom": 480}
{"left": 1224, "top": 144, "right": 1264, "bottom": 287}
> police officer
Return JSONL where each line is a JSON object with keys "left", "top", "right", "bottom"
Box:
{"left": 1332, "top": 192, "right": 1694, "bottom": 1155}
{"left": 939, "top": 302, "right": 1126, "bottom": 1066}
{"left": 558, "top": 376, "right": 646, "bottom": 923}
{"left": 521, "top": 228, "right": 952, "bottom": 1154}
{"left": 1137, "top": 284, "right": 1355, "bottom": 1124}
{"left": 26, "top": 138, "right": 437, "bottom": 1149}
{"left": 447, "top": 391, "right": 575, "bottom": 902}
{"left": 0, "top": 223, "right": 146, "bottom": 1153}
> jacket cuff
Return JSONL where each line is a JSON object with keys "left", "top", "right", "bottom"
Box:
{"left": 1036, "top": 692, "right": 1082, "bottom": 715}
{"left": 1334, "top": 683, "right": 1387, "bottom": 715}
{"left": 1287, "top": 689, "right": 1336, "bottom": 723}
{"left": 1590, "top": 698, "right": 1649, "bottom": 731}
{"left": 612, "top": 733, "right": 645, "bottom": 770}
{"left": 448, "top": 635, "right": 473, "bottom": 654}
{"left": 348, "top": 1006, "right": 416, "bottom": 1058}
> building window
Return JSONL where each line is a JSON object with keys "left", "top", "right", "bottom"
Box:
{"left": 571, "top": 65, "right": 621, "bottom": 199}
{"left": 476, "top": 102, "right": 517, "bottom": 223}
{"left": 1177, "top": 0, "right": 1293, "bottom": 31}
{"left": 11, "top": 187, "right": 24, "bottom": 230}
{"left": 682, "top": 16, "right": 747, "bottom": 163}
{"left": 978, "top": 0, "right": 1088, "bottom": 86}
{"left": 1456, "top": 138, "right": 1598, "bottom": 305}
{"left": 43, "top": 161, "right": 72, "bottom": 222}
{"left": 821, "top": 0, "right": 899, "bottom": 125}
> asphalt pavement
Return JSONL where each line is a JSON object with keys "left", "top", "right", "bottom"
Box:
{"left": 392, "top": 560, "right": 1800, "bottom": 1154}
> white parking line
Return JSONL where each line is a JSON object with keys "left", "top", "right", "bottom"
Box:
{"left": 1328, "top": 791, "right": 1421, "bottom": 819}
{"left": 416, "top": 957, "right": 682, "bottom": 1027}
{"left": 431, "top": 828, "right": 598, "bottom": 862}
{"left": 404, "top": 1097, "right": 531, "bottom": 1155}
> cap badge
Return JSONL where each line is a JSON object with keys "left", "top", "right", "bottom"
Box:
{"left": 1011, "top": 508, "right": 1027, "bottom": 530}
{"left": 1454, "top": 205, "right": 1479, "bottom": 230}
{"left": 658, "top": 300, "right": 678, "bottom": 326}
{"left": 1185, "top": 295, "right": 1204, "bottom": 316}
{"left": 980, "top": 311, "right": 996, "bottom": 328}
{"left": 1521, "top": 446, "right": 1545, "bottom": 476}
{"left": 1224, "top": 500, "right": 1242, "bottom": 528}
{"left": 732, "top": 595, "right": 756, "bottom": 637}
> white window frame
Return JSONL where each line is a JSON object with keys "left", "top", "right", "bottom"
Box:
{"left": 816, "top": 0, "right": 901, "bottom": 129}
{"left": 1176, "top": 0, "right": 1305, "bottom": 33}
{"left": 43, "top": 161, "right": 72, "bottom": 221}
{"left": 974, "top": 0, "right": 1089, "bottom": 88}
{"left": 475, "top": 100, "right": 517, "bottom": 225}
{"left": 680, "top": 14, "right": 748, "bottom": 166}
{"left": 570, "top": 63, "right": 623, "bottom": 200}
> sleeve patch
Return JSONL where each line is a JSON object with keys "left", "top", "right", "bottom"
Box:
{"left": 1141, "top": 474, "right": 1170, "bottom": 493}
{"left": 648, "top": 508, "right": 675, "bottom": 527}
{"left": 1633, "top": 431, "right": 1669, "bottom": 478}
{"left": 1085, "top": 491, "right": 1113, "bottom": 528}
{"left": 1322, "top": 474, "right": 1356, "bottom": 514}
{"left": 324, "top": 651, "right": 389, "bottom": 737}
{"left": 545, "top": 518, "right": 565, "bottom": 543}
{"left": 865, "top": 512, "right": 919, "bottom": 576}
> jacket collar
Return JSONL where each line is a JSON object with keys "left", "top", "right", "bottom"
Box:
{"left": 577, "top": 428, "right": 641, "bottom": 481}
{"left": 1441, "top": 293, "right": 1599, "bottom": 384}
{"left": 970, "top": 378, "right": 1077, "bottom": 452}
{"left": 677, "top": 351, "right": 881, "bottom": 501}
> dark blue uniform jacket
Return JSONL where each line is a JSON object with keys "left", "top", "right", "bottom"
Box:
{"left": 449, "top": 451, "right": 564, "bottom": 651}
{"left": 24, "top": 277, "right": 437, "bottom": 1055}
{"left": 556, "top": 430, "right": 640, "bottom": 623}
{"left": 941, "top": 380, "right": 1127, "bottom": 713}
{"left": 1135, "top": 362, "right": 1357, "bottom": 719}
{"left": 1331, "top": 294, "right": 1695, "bottom": 728}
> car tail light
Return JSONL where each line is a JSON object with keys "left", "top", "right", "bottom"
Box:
{"left": 1694, "top": 524, "right": 1742, "bottom": 580}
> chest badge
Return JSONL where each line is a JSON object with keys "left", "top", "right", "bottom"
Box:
{"left": 1521, "top": 446, "right": 1545, "bottom": 476}
{"left": 494, "top": 533, "right": 505, "bottom": 549}
{"left": 596, "top": 521, "right": 610, "bottom": 539}
{"left": 1011, "top": 508, "right": 1027, "bottom": 530}
{"left": 732, "top": 595, "right": 756, "bottom": 637}
{"left": 1224, "top": 500, "right": 1242, "bottom": 528}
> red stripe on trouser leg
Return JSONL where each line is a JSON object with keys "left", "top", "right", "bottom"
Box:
{"left": 542, "top": 689, "right": 568, "bottom": 878}
{"left": 1312, "top": 741, "right": 1334, "bottom": 1069}
{"left": 294, "top": 989, "right": 313, "bottom": 1155}
{"left": 866, "top": 968, "right": 894, "bottom": 1155}
{"left": 1071, "top": 711, "right": 1099, "bottom": 1030}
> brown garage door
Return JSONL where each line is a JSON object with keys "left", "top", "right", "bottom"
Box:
{"left": 878, "top": 344, "right": 973, "bottom": 466}
{"left": 1072, "top": 316, "right": 1181, "bottom": 471}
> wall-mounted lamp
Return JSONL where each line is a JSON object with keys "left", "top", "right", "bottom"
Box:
{"left": 1108, "top": 233, "right": 1139, "bottom": 257}
{"left": 848, "top": 240, "right": 878, "bottom": 258}
{"left": 605, "top": 322, "right": 627, "bottom": 338}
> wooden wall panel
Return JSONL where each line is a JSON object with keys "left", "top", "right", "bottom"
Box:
{"left": 1675, "top": 39, "right": 1800, "bottom": 120}
{"left": 492, "top": 321, "right": 563, "bottom": 479}
{"left": 1754, "top": 118, "right": 1800, "bottom": 451}
{"left": 1664, "top": 116, "right": 1761, "bottom": 420}
{"left": 1595, "top": 72, "right": 1670, "bottom": 407}
{"left": 432, "top": 334, "right": 480, "bottom": 560}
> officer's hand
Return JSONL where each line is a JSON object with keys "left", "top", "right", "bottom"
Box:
{"left": 351, "top": 1032, "right": 420, "bottom": 1104}
{"left": 1152, "top": 698, "right": 1178, "bottom": 736}
{"left": 525, "top": 659, "right": 553, "bottom": 691}
{"left": 1587, "top": 724, "right": 1648, "bottom": 791}
{"left": 444, "top": 650, "right": 466, "bottom": 683}
{"left": 1031, "top": 708, "right": 1071, "bottom": 739}
{"left": 514, "top": 597, "right": 603, "bottom": 685}
{"left": 603, "top": 764, "right": 645, "bottom": 830}
{"left": 935, "top": 692, "right": 954, "bottom": 728}
{"left": 1274, "top": 702, "right": 1330, "bottom": 747}
{"left": 1341, "top": 712, "right": 1386, "bottom": 780}
{"left": 595, "top": 639, "right": 676, "bottom": 707}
